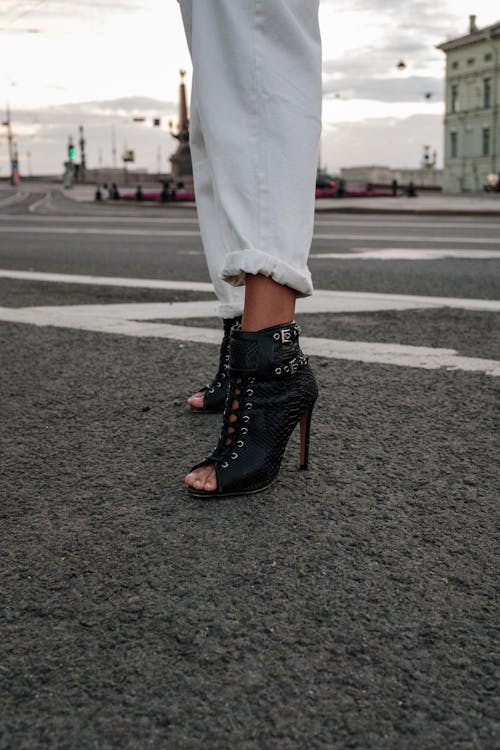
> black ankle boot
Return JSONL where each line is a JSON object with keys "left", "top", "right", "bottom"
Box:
{"left": 186, "top": 321, "right": 318, "bottom": 498}
{"left": 190, "top": 315, "right": 242, "bottom": 413}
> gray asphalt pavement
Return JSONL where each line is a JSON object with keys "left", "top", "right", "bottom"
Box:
{"left": 1, "top": 188, "right": 499, "bottom": 749}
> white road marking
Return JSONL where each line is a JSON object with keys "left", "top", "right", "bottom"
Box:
{"left": 314, "top": 218, "right": 500, "bottom": 230}
{"left": 0, "top": 304, "right": 498, "bottom": 376}
{"left": 0, "top": 225, "right": 201, "bottom": 237}
{"left": 1, "top": 223, "right": 499, "bottom": 245}
{"left": 1, "top": 213, "right": 499, "bottom": 232}
{"left": 310, "top": 248, "right": 500, "bottom": 260}
{"left": 0, "top": 269, "right": 214, "bottom": 292}
{"left": 0, "top": 191, "right": 29, "bottom": 208}
{"left": 28, "top": 192, "right": 51, "bottom": 213}
{"left": 312, "top": 233, "right": 500, "bottom": 245}
{"left": 1, "top": 269, "right": 500, "bottom": 312}
{"left": 0, "top": 214, "right": 200, "bottom": 225}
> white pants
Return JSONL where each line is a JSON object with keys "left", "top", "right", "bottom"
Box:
{"left": 179, "top": 0, "right": 322, "bottom": 318}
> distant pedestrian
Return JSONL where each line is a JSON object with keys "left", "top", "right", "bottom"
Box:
{"left": 337, "top": 177, "right": 346, "bottom": 198}
{"left": 160, "top": 179, "right": 171, "bottom": 203}
{"left": 111, "top": 183, "right": 121, "bottom": 200}
{"left": 135, "top": 185, "right": 144, "bottom": 201}
{"left": 95, "top": 185, "right": 103, "bottom": 201}
{"left": 391, "top": 178, "right": 398, "bottom": 197}
{"left": 407, "top": 181, "right": 417, "bottom": 197}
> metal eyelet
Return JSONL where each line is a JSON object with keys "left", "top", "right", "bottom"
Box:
{"left": 216, "top": 381, "right": 221, "bottom": 388}
{"left": 275, "top": 367, "right": 282, "bottom": 375}
{"left": 245, "top": 403, "right": 253, "bottom": 409}
{"left": 241, "top": 427, "right": 248, "bottom": 434}
{"left": 273, "top": 332, "right": 280, "bottom": 340}
{"left": 209, "top": 388, "right": 215, "bottom": 393}
{"left": 221, "top": 461, "right": 229, "bottom": 468}
{"left": 284, "top": 366, "right": 289, "bottom": 372}
{"left": 246, "top": 389, "right": 254, "bottom": 396}
{"left": 248, "top": 376, "right": 255, "bottom": 383}
{"left": 237, "top": 440, "right": 244, "bottom": 447}
{"left": 243, "top": 416, "right": 250, "bottom": 423}
{"left": 231, "top": 452, "right": 238, "bottom": 459}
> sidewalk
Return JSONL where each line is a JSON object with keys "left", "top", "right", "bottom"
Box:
{"left": 67, "top": 184, "right": 500, "bottom": 216}
{"left": 315, "top": 192, "right": 500, "bottom": 216}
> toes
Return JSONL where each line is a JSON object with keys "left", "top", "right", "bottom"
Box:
{"left": 187, "top": 392, "right": 205, "bottom": 409}
{"left": 203, "top": 470, "right": 217, "bottom": 491}
{"left": 185, "top": 466, "right": 211, "bottom": 489}
{"left": 185, "top": 466, "right": 217, "bottom": 493}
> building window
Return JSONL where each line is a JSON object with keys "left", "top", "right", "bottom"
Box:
{"left": 484, "top": 53, "right": 492, "bottom": 62}
{"left": 467, "top": 57, "right": 475, "bottom": 65}
{"left": 450, "top": 131, "right": 458, "bottom": 158}
{"left": 452, "top": 61, "right": 459, "bottom": 69}
{"left": 484, "top": 78, "right": 492, "bottom": 108}
{"left": 451, "top": 84, "right": 459, "bottom": 113}
{"left": 482, "top": 127, "right": 490, "bottom": 156}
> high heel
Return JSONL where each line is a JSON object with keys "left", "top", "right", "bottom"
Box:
{"left": 186, "top": 321, "right": 318, "bottom": 498}
{"left": 189, "top": 315, "right": 242, "bottom": 413}
{"left": 299, "top": 407, "right": 314, "bottom": 470}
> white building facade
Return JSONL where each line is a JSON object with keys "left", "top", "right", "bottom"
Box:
{"left": 437, "top": 17, "right": 500, "bottom": 193}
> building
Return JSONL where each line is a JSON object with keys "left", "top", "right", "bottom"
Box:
{"left": 437, "top": 16, "right": 500, "bottom": 193}
{"left": 340, "top": 165, "right": 443, "bottom": 190}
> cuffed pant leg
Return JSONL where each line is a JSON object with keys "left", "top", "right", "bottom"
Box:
{"left": 185, "top": 0, "right": 322, "bottom": 298}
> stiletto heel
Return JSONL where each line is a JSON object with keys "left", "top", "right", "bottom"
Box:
{"left": 186, "top": 321, "right": 318, "bottom": 498}
{"left": 189, "top": 315, "right": 241, "bottom": 413}
{"left": 299, "top": 407, "right": 314, "bottom": 470}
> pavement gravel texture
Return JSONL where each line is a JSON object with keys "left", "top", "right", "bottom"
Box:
{"left": 0, "top": 280, "right": 215, "bottom": 309}
{"left": 1, "top": 321, "right": 499, "bottom": 749}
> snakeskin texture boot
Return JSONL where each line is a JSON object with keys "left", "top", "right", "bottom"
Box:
{"left": 190, "top": 315, "right": 242, "bottom": 413}
{"left": 186, "top": 321, "right": 318, "bottom": 498}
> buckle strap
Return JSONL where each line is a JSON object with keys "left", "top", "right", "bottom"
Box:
{"left": 274, "top": 353, "right": 308, "bottom": 376}
{"left": 271, "top": 322, "right": 301, "bottom": 344}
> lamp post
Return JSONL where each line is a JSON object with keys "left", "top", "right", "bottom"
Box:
{"left": 2, "top": 104, "right": 19, "bottom": 185}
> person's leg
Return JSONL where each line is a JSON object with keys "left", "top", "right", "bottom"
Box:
{"left": 181, "top": 0, "right": 322, "bottom": 493}
{"left": 181, "top": 0, "right": 321, "bottom": 297}
{"left": 179, "top": 0, "right": 244, "bottom": 411}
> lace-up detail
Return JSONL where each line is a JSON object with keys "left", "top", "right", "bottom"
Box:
{"left": 186, "top": 321, "right": 318, "bottom": 498}
{"left": 190, "top": 315, "right": 241, "bottom": 413}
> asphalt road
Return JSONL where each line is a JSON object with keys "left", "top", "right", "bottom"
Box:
{"left": 1, "top": 189, "right": 499, "bottom": 749}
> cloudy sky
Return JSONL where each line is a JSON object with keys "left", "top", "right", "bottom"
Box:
{"left": 0, "top": 0, "right": 498, "bottom": 176}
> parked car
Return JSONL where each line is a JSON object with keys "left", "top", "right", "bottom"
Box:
{"left": 316, "top": 169, "right": 337, "bottom": 189}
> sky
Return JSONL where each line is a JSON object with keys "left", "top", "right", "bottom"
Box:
{"left": 0, "top": 0, "right": 499, "bottom": 176}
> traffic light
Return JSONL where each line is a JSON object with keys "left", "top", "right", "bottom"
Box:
{"left": 153, "top": 117, "right": 161, "bottom": 127}
{"left": 68, "top": 137, "right": 75, "bottom": 161}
